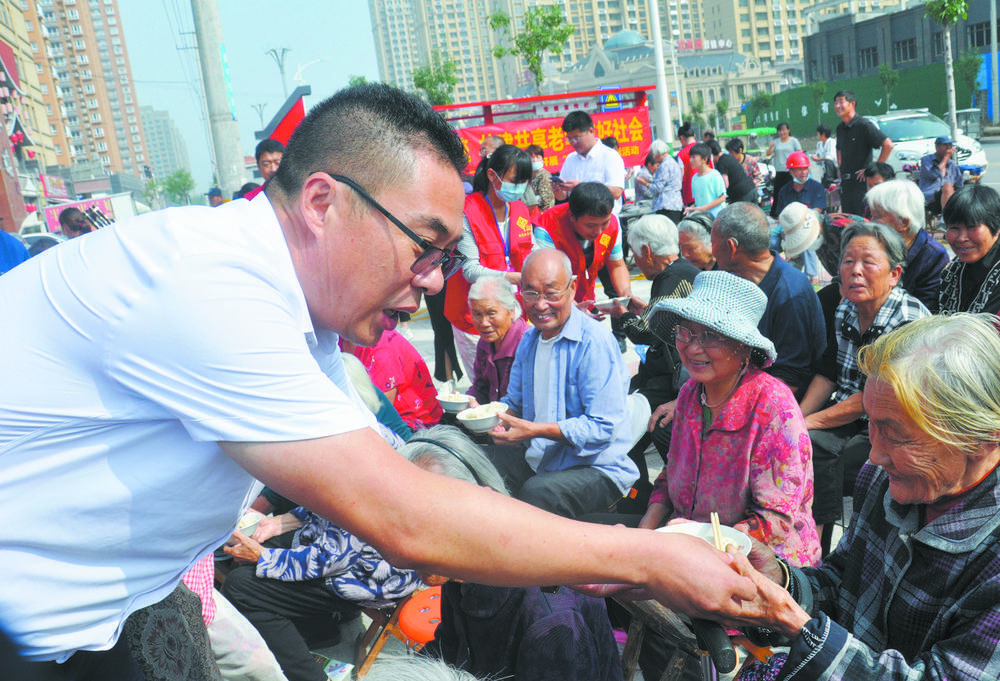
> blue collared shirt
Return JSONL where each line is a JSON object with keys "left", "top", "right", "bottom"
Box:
{"left": 501, "top": 306, "right": 639, "bottom": 495}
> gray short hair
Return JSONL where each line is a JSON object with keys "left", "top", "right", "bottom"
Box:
{"left": 467, "top": 275, "right": 521, "bottom": 320}
{"left": 522, "top": 248, "right": 573, "bottom": 282}
{"left": 365, "top": 656, "right": 483, "bottom": 681}
{"left": 865, "top": 179, "right": 924, "bottom": 237}
{"left": 401, "top": 425, "right": 509, "bottom": 495}
{"left": 628, "top": 213, "right": 679, "bottom": 257}
{"left": 649, "top": 139, "right": 670, "bottom": 158}
{"left": 677, "top": 213, "right": 713, "bottom": 248}
{"left": 840, "top": 220, "right": 907, "bottom": 272}
{"left": 858, "top": 314, "right": 1000, "bottom": 452}
{"left": 713, "top": 202, "right": 770, "bottom": 254}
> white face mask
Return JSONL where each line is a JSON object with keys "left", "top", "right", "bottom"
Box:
{"left": 531, "top": 160, "right": 544, "bottom": 172}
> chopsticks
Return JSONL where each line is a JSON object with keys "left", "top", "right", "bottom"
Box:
{"left": 710, "top": 511, "right": 724, "bottom": 551}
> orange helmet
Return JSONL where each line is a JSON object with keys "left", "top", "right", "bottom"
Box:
{"left": 786, "top": 151, "right": 810, "bottom": 169}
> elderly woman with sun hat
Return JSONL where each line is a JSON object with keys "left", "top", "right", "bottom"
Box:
{"left": 641, "top": 270, "right": 820, "bottom": 567}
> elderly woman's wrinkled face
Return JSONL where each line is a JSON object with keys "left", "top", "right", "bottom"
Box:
{"left": 946, "top": 222, "right": 999, "bottom": 264}
{"left": 839, "top": 235, "right": 901, "bottom": 309}
{"left": 675, "top": 320, "right": 746, "bottom": 390}
{"left": 865, "top": 379, "right": 973, "bottom": 505}
{"left": 470, "top": 297, "right": 515, "bottom": 344}
{"left": 869, "top": 206, "right": 907, "bottom": 235}
{"left": 679, "top": 231, "right": 715, "bottom": 271}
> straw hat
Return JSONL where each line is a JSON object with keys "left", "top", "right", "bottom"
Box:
{"left": 778, "top": 203, "right": 821, "bottom": 258}
{"left": 649, "top": 271, "right": 776, "bottom": 367}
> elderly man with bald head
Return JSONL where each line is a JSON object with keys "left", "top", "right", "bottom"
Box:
{"left": 486, "top": 248, "right": 639, "bottom": 519}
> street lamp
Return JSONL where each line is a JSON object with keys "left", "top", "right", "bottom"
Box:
{"left": 266, "top": 48, "right": 290, "bottom": 100}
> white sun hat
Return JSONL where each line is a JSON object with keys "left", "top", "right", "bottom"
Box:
{"left": 779, "top": 203, "right": 821, "bottom": 258}
{"left": 649, "top": 270, "right": 777, "bottom": 367}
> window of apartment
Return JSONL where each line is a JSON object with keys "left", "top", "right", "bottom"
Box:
{"left": 84, "top": 83, "right": 95, "bottom": 93}
{"left": 101, "top": 155, "right": 110, "bottom": 165}
{"left": 67, "top": 9, "right": 79, "bottom": 19}
{"left": 129, "top": 125, "right": 138, "bottom": 133}
{"left": 131, "top": 134, "right": 140, "bottom": 143}
{"left": 830, "top": 53, "right": 845, "bottom": 74}
{"left": 743, "top": 42, "right": 753, "bottom": 52}
{"left": 754, "top": 11, "right": 767, "bottom": 20}
{"left": 110, "top": 27, "right": 119, "bottom": 35}
{"left": 968, "top": 22, "right": 990, "bottom": 48}
{"left": 87, "top": 97, "right": 98, "bottom": 107}
{"left": 893, "top": 37, "right": 916, "bottom": 63}
{"left": 30, "top": 40, "right": 37, "bottom": 52}
{"left": 25, "top": 20, "right": 32, "bottom": 31}
{"left": 74, "top": 38, "right": 85, "bottom": 49}
{"left": 136, "top": 153, "right": 144, "bottom": 162}
{"left": 741, "top": 28, "right": 751, "bottom": 37}
{"left": 70, "top": 24, "right": 82, "bottom": 34}
{"left": 932, "top": 32, "right": 944, "bottom": 56}
{"left": 76, "top": 54, "right": 89, "bottom": 65}
{"left": 90, "top": 112, "right": 101, "bottom": 122}
{"left": 106, "top": 5, "right": 114, "bottom": 13}
{"left": 93, "top": 127, "right": 104, "bottom": 137}
{"left": 96, "top": 142, "right": 107, "bottom": 152}
{"left": 858, "top": 46, "right": 878, "bottom": 70}
{"left": 107, "top": 16, "right": 116, "bottom": 25}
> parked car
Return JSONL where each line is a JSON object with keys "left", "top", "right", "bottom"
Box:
{"left": 868, "top": 108, "right": 988, "bottom": 182}
{"left": 18, "top": 231, "right": 65, "bottom": 257}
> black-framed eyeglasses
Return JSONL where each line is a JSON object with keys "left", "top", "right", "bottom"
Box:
{"left": 326, "top": 173, "right": 466, "bottom": 280}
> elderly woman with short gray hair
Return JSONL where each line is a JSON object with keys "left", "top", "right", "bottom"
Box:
{"left": 798, "top": 220, "right": 930, "bottom": 553}
{"left": 865, "top": 179, "right": 949, "bottom": 311}
{"left": 676, "top": 212, "right": 716, "bottom": 271}
{"left": 646, "top": 139, "right": 684, "bottom": 224}
{"left": 466, "top": 275, "right": 528, "bottom": 405}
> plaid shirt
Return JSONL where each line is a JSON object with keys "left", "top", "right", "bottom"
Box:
{"left": 776, "top": 462, "right": 1000, "bottom": 680}
{"left": 831, "top": 286, "right": 929, "bottom": 404}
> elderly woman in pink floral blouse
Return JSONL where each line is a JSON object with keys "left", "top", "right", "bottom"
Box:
{"left": 642, "top": 271, "right": 820, "bottom": 568}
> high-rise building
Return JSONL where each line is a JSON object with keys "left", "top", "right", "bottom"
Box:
{"left": 26, "top": 0, "right": 149, "bottom": 177}
{"left": 701, "top": 0, "right": 904, "bottom": 71}
{"left": 140, "top": 106, "right": 190, "bottom": 180}
{"left": 369, "top": 0, "right": 697, "bottom": 102}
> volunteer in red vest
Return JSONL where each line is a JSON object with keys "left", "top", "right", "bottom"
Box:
{"left": 534, "top": 182, "right": 639, "bottom": 315}
{"left": 445, "top": 144, "right": 534, "bottom": 374}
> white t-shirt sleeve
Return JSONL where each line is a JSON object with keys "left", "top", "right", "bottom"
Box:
{"left": 606, "top": 149, "right": 626, "bottom": 189}
{"left": 104, "top": 259, "right": 369, "bottom": 443}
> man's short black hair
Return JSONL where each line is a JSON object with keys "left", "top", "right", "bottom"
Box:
{"left": 816, "top": 124, "right": 832, "bottom": 137}
{"left": 255, "top": 138, "right": 284, "bottom": 162}
{"left": 644, "top": 151, "right": 658, "bottom": 168}
{"left": 677, "top": 123, "right": 694, "bottom": 140}
{"left": 567, "top": 182, "right": 614, "bottom": 219}
{"left": 58, "top": 207, "right": 86, "bottom": 231}
{"left": 269, "top": 83, "right": 467, "bottom": 199}
{"left": 689, "top": 143, "right": 711, "bottom": 161}
{"left": 706, "top": 140, "right": 722, "bottom": 156}
{"left": 864, "top": 162, "right": 895, "bottom": 180}
{"left": 725, "top": 138, "right": 743, "bottom": 154}
{"left": 834, "top": 90, "right": 856, "bottom": 103}
{"left": 561, "top": 111, "right": 593, "bottom": 134}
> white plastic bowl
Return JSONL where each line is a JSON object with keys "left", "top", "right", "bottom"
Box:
{"left": 437, "top": 392, "right": 470, "bottom": 413}
{"left": 456, "top": 402, "right": 509, "bottom": 433}
{"left": 655, "top": 522, "right": 752, "bottom": 555}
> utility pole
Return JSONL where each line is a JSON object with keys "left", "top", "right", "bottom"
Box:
{"left": 252, "top": 103, "right": 268, "bottom": 129}
{"left": 649, "top": 0, "right": 673, "bottom": 146}
{"left": 266, "top": 48, "right": 290, "bottom": 100}
{"left": 190, "top": 0, "right": 244, "bottom": 198}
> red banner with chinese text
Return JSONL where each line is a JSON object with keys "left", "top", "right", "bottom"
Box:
{"left": 455, "top": 107, "right": 651, "bottom": 175}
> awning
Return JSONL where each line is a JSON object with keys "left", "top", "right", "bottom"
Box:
{"left": 0, "top": 40, "right": 22, "bottom": 94}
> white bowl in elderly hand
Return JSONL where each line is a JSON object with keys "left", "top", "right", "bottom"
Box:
{"left": 437, "top": 392, "right": 471, "bottom": 413}
{"left": 655, "top": 522, "right": 752, "bottom": 555}
{"left": 456, "top": 402, "right": 509, "bottom": 433}
{"left": 226, "top": 510, "right": 263, "bottom": 545}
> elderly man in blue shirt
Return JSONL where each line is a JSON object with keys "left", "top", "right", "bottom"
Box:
{"left": 918, "top": 135, "right": 963, "bottom": 214}
{"left": 487, "top": 248, "right": 639, "bottom": 519}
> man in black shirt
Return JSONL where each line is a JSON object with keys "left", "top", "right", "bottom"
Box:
{"left": 834, "top": 90, "right": 893, "bottom": 214}
{"left": 710, "top": 139, "right": 757, "bottom": 204}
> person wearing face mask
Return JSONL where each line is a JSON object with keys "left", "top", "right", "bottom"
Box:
{"left": 772, "top": 151, "right": 826, "bottom": 283}
{"left": 525, "top": 144, "right": 554, "bottom": 212}
{"left": 445, "top": 144, "right": 535, "bottom": 374}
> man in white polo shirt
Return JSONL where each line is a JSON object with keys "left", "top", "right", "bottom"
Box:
{"left": 0, "top": 84, "right": 754, "bottom": 679}
{"left": 553, "top": 111, "right": 626, "bottom": 216}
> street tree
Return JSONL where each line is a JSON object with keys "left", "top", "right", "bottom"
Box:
{"left": 161, "top": 170, "right": 195, "bottom": 206}
{"left": 878, "top": 63, "right": 899, "bottom": 112}
{"left": 715, "top": 99, "right": 729, "bottom": 132}
{"left": 348, "top": 75, "right": 369, "bottom": 87}
{"left": 955, "top": 49, "right": 984, "bottom": 108}
{"left": 810, "top": 80, "right": 826, "bottom": 124}
{"left": 747, "top": 91, "right": 774, "bottom": 127}
{"left": 141, "top": 179, "right": 161, "bottom": 209}
{"left": 412, "top": 51, "right": 459, "bottom": 106}
{"left": 489, "top": 7, "right": 574, "bottom": 93}
{"left": 687, "top": 93, "right": 706, "bottom": 132}
{"left": 925, "top": 0, "right": 969, "bottom": 139}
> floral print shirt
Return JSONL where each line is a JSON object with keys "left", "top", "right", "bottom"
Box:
{"left": 649, "top": 366, "right": 820, "bottom": 567}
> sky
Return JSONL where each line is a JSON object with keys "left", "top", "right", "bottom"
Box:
{"left": 117, "top": 1, "right": 381, "bottom": 192}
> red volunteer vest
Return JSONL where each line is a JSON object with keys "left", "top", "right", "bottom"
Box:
{"left": 534, "top": 203, "right": 618, "bottom": 303}
{"left": 444, "top": 192, "right": 533, "bottom": 333}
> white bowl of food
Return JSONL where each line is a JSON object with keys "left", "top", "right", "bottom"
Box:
{"left": 456, "top": 401, "right": 509, "bottom": 433}
{"left": 437, "top": 391, "right": 471, "bottom": 413}
{"left": 234, "top": 510, "right": 264, "bottom": 540}
{"left": 655, "top": 522, "right": 752, "bottom": 555}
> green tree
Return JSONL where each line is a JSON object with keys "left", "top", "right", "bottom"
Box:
{"left": 412, "top": 51, "right": 459, "bottom": 106}
{"left": 955, "top": 48, "right": 984, "bottom": 108}
{"left": 810, "top": 79, "right": 826, "bottom": 124}
{"left": 926, "top": 0, "right": 969, "bottom": 139}
{"left": 747, "top": 91, "right": 774, "bottom": 127}
{"left": 347, "top": 75, "right": 369, "bottom": 87}
{"left": 715, "top": 99, "right": 729, "bottom": 133}
{"left": 489, "top": 7, "right": 574, "bottom": 93}
{"left": 141, "top": 179, "right": 161, "bottom": 208}
{"left": 686, "top": 93, "right": 706, "bottom": 131}
{"left": 161, "top": 170, "right": 195, "bottom": 206}
{"left": 878, "top": 63, "right": 899, "bottom": 112}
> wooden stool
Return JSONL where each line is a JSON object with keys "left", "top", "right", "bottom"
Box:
{"left": 354, "top": 586, "right": 442, "bottom": 677}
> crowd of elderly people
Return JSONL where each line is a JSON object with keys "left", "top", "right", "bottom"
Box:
{"left": 208, "top": 168, "right": 1000, "bottom": 681}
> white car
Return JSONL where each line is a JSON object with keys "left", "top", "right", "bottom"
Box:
{"left": 868, "top": 109, "right": 987, "bottom": 182}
